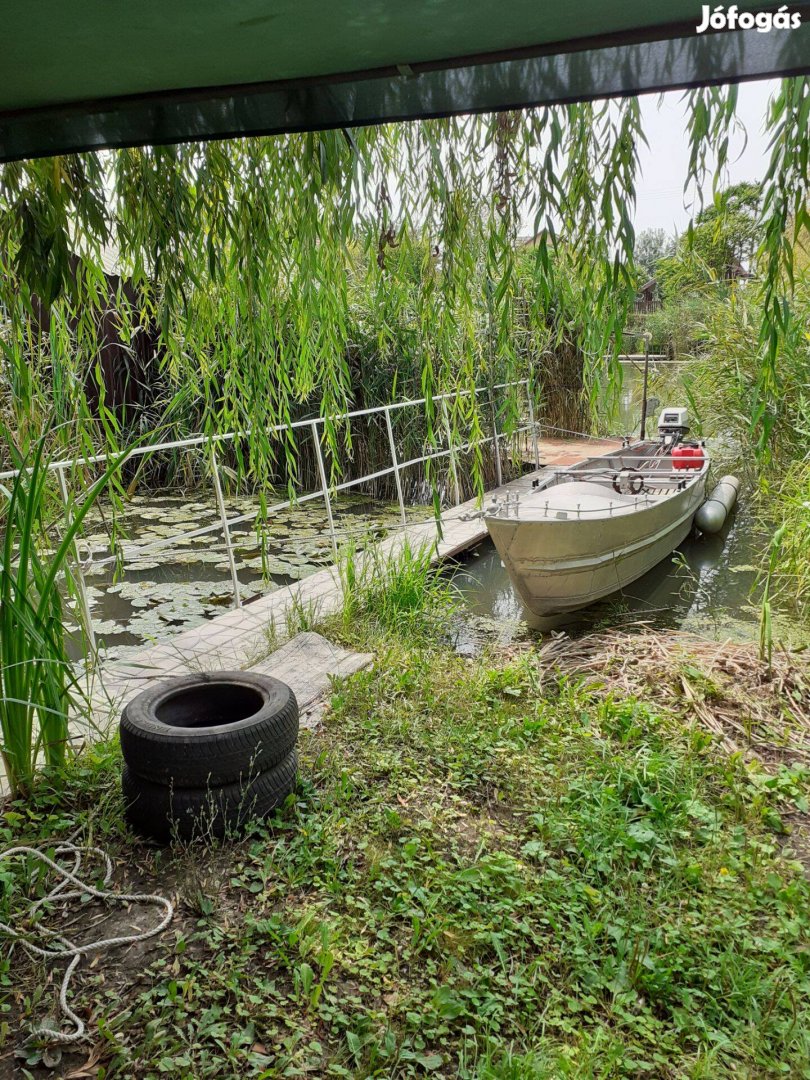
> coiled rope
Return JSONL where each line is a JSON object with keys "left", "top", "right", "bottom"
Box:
{"left": 0, "top": 843, "right": 173, "bottom": 1044}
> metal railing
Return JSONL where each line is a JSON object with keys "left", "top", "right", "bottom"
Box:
{"left": 2, "top": 380, "right": 539, "bottom": 652}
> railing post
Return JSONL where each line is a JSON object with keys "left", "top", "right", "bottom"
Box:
{"left": 55, "top": 465, "right": 97, "bottom": 655}
{"left": 640, "top": 335, "right": 651, "bottom": 440}
{"left": 490, "top": 390, "right": 503, "bottom": 488}
{"left": 526, "top": 382, "right": 541, "bottom": 471}
{"left": 210, "top": 446, "right": 242, "bottom": 609}
{"left": 311, "top": 421, "right": 339, "bottom": 561}
{"left": 384, "top": 406, "right": 408, "bottom": 530}
{"left": 440, "top": 398, "right": 461, "bottom": 506}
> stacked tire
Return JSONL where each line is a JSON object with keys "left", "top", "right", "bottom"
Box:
{"left": 120, "top": 671, "right": 298, "bottom": 842}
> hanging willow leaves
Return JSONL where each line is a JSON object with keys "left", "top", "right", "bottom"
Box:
{"left": 1, "top": 81, "right": 808, "bottom": 489}
{"left": 756, "top": 78, "right": 810, "bottom": 455}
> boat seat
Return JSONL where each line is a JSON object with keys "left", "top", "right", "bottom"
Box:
{"left": 538, "top": 480, "right": 639, "bottom": 514}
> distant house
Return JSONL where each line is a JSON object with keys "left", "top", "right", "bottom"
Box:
{"left": 517, "top": 231, "right": 552, "bottom": 250}
{"left": 725, "top": 259, "right": 752, "bottom": 282}
{"left": 634, "top": 279, "right": 661, "bottom": 314}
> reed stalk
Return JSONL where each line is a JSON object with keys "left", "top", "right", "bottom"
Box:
{"left": 0, "top": 426, "right": 127, "bottom": 798}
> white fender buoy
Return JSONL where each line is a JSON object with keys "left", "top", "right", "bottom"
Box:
{"left": 695, "top": 475, "right": 741, "bottom": 534}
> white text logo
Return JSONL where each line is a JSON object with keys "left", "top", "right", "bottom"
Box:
{"left": 696, "top": 4, "right": 802, "bottom": 32}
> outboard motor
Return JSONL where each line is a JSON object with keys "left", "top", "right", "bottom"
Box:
{"left": 657, "top": 407, "right": 705, "bottom": 466}
{"left": 657, "top": 407, "right": 690, "bottom": 444}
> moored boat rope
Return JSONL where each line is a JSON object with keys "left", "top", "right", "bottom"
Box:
{"left": 0, "top": 843, "right": 173, "bottom": 1044}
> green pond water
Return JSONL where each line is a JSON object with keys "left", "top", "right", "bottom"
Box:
{"left": 76, "top": 492, "right": 426, "bottom": 659}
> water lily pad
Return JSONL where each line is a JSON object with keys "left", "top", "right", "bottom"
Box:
{"left": 75, "top": 490, "right": 419, "bottom": 651}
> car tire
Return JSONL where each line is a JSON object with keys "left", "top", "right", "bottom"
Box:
{"left": 120, "top": 671, "right": 298, "bottom": 788}
{"left": 122, "top": 748, "right": 298, "bottom": 842}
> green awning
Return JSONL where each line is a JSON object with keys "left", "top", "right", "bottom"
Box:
{"left": 1, "top": 2, "right": 809, "bottom": 162}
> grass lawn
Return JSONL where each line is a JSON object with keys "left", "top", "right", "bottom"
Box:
{"left": 2, "top": 606, "right": 810, "bottom": 1078}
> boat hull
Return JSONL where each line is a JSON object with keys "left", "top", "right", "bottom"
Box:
{"left": 485, "top": 472, "right": 707, "bottom": 627}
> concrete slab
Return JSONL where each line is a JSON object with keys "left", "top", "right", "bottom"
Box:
{"left": 250, "top": 631, "right": 373, "bottom": 728}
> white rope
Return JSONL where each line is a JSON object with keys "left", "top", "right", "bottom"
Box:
{"left": 0, "top": 843, "right": 173, "bottom": 1044}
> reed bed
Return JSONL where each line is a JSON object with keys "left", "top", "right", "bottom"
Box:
{"left": 536, "top": 624, "right": 810, "bottom": 767}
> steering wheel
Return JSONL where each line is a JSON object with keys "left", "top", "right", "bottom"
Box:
{"left": 612, "top": 468, "right": 645, "bottom": 496}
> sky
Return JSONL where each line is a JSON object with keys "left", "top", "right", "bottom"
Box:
{"left": 633, "top": 78, "right": 777, "bottom": 238}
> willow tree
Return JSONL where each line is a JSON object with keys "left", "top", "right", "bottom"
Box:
{"left": 0, "top": 79, "right": 808, "bottom": 484}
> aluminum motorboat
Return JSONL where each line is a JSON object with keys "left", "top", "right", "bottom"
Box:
{"left": 484, "top": 408, "right": 710, "bottom": 626}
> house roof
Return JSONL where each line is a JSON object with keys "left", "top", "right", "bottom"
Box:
{"left": 2, "top": 2, "right": 809, "bottom": 163}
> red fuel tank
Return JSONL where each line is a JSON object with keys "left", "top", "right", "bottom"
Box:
{"left": 672, "top": 443, "right": 705, "bottom": 470}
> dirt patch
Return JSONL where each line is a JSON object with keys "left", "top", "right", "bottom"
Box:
{"left": 0, "top": 841, "right": 244, "bottom": 1078}
{"left": 781, "top": 811, "right": 810, "bottom": 876}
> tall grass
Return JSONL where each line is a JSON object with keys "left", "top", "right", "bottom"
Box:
{"left": 654, "top": 276, "right": 810, "bottom": 651}
{"left": 759, "top": 459, "right": 810, "bottom": 661}
{"left": 772, "top": 459, "right": 810, "bottom": 612}
{"left": 0, "top": 427, "right": 126, "bottom": 798}
{"left": 338, "top": 538, "right": 458, "bottom": 641}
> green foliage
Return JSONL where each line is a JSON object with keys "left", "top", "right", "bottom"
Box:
{"left": 695, "top": 181, "right": 764, "bottom": 266}
{"left": 337, "top": 539, "right": 458, "bottom": 641}
{"left": 655, "top": 257, "right": 809, "bottom": 643}
{"left": 655, "top": 249, "right": 718, "bottom": 300}
{"left": 636, "top": 134, "right": 809, "bottom": 640}
{"left": 0, "top": 104, "right": 647, "bottom": 488}
{"left": 0, "top": 435, "right": 70, "bottom": 796}
{"left": 672, "top": 79, "right": 810, "bottom": 454}
{"left": 0, "top": 82, "right": 807, "bottom": 474}
{"left": 643, "top": 292, "right": 715, "bottom": 359}
{"left": 759, "top": 462, "right": 810, "bottom": 649}
{"left": 681, "top": 274, "right": 810, "bottom": 459}
{"left": 0, "top": 427, "right": 125, "bottom": 797}
{"left": 514, "top": 247, "right": 624, "bottom": 432}
{"left": 655, "top": 183, "right": 763, "bottom": 300}
{"left": 3, "top": 640, "right": 810, "bottom": 1075}
{"left": 755, "top": 79, "right": 810, "bottom": 451}
{"left": 635, "top": 79, "right": 810, "bottom": 460}
{"left": 633, "top": 227, "right": 675, "bottom": 282}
